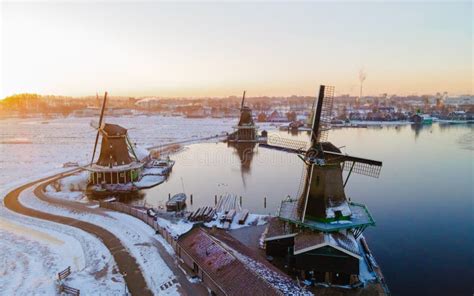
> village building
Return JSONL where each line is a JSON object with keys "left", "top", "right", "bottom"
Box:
{"left": 176, "top": 226, "right": 311, "bottom": 296}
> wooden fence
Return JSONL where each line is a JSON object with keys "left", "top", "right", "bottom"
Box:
{"left": 99, "top": 201, "right": 178, "bottom": 248}
{"left": 99, "top": 201, "right": 229, "bottom": 295}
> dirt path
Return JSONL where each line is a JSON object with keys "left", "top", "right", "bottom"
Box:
{"left": 3, "top": 172, "right": 153, "bottom": 296}
{"left": 38, "top": 176, "right": 208, "bottom": 295}
{"left": 4, "top": 170, "right": 209, "bottom": 296}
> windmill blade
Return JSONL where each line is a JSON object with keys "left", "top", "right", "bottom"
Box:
{"left": 324, "top": 151, "right": 382, "bottom": 178}
{"left": 260, "top": 143, "right": 301, "bottom": 154}
{"left": 90, "top": 91, "right": 108, "bottom": 165}
{"left": 311, "top": 85, "right": 335, "bottom": 144}
{"left": 260, "top": 134, "right": 309, "bottom": 154}
{"left": 342, "top": 160, "right": 382, "bottom": 178}
{"left": 241, "top": 90, "right": 246, "bottom": 109}
{"left": 126, "top": 135, "right": 139, "bottom": 161}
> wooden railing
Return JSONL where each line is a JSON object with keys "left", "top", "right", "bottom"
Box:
{"left": 99, "top": 201, "right": 177, "bottom": 246}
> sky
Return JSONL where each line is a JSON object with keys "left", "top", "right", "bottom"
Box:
{"left": 1, "top": 2, "right": 472, "bottom": 98}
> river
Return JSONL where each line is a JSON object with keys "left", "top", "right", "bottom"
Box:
{"left": 143, "top": 123, "right": 473, "bottom": 295}
{"left": 1, "top": 116, "right": 472, "bottom": 295}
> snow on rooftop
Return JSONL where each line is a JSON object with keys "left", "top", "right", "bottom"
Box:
{"left": 204, "top": 213, "right": 268, "bottom": 230}
{"left": 223, "top": 241, "right": 313, "bottom": 296}
{"left": 156, "top": 217, "right": 193, "bottom": 238}
{"left": 326, "top": 201, "right": 352, "bottom": 218}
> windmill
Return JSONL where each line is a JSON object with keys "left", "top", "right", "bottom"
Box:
{"left": 262, "top": 85, "right": 381, "bottom": 198}
{"left": 262, "top": 85, "right": 383, "bottom": 286}
{"left": 228, "top": 90, "right": 259, "bottom": 142}
{"left": 86, "top": 92, "right": 143, "bottom": 186}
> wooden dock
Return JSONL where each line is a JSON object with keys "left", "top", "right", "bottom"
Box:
{"left": 187, "top": 194, "right": 249, "bottom": 227}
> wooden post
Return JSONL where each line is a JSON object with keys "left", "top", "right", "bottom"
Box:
{"left": 264, "top": 196, "right": 267, "bottom": 208}
{"left": 190, "top": 194, "right": 193, "bottom": 205}
{"left": 214, "top": 195, "right": 217, "bottom": 205}
{"left": 240, "top": 196, "right": 242, "bottom": 206}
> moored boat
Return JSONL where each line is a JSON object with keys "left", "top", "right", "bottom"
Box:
{"left": 166, "top": 193, "right": 187, "bottom": 212}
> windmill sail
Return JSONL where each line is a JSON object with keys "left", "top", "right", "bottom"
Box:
{"left": 241, "top": 90, "right": 246, "bottom": 109}
{"left": 325, "top": 151, "right": 383, "bottom": 178}
{"left": 91, "top": 92, "right": 108, "bottom": 165}
{"left": 311, "top": 85, "right": 334, "bottom": 144}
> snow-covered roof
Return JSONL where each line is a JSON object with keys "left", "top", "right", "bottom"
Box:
{"left": 178, "top": 227, "right": 309, "bottom": 296}
{"left": 264, "top": 217, "right": 297, "bottom": 241}
{"left": 293, "top": 231, "right": 361, "bottom": 259}
{"left": 326, "top": 201, "right": 352, "bottom": 218}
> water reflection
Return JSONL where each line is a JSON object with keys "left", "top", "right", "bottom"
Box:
{"left": 227, "top": 142, "right": 257, "bottom": 188}
{"left": 140, "top": 123, "right": 473, "bottom": 295}
{"left": 410, "top": 123, "right": 433, "bottom": 139}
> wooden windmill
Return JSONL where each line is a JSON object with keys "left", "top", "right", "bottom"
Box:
{"left": 262, "top": 86, "right": 384, "bottom": 286}
{"left": 229, "top": 90, "right": 258, "bottom": 142}
{"left": 262, "top": 85, "right": 382, "bottom": 224}
{"left": 87, "top": 92, "right": 143, "bottom": 186}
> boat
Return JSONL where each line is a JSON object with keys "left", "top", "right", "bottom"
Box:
{"left": 145, "top": 157, "right": 175, "bottom": 175}
{"left": 412, "top": 113, "right": 433, "bottom": 124}
{"left": 166, "top": 193, "right": 187, "bottom": 212}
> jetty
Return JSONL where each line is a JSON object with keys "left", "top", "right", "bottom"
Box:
{"left": 187, "top": 194, "right": 250, "bottom": 227}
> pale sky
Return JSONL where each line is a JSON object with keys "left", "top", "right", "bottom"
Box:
{"left": 1, "top": 2, "right": 472, "bottom": 98}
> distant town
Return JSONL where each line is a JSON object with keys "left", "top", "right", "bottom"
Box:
{"left": 1, "top": 92, "right": 473, "bottom": 123}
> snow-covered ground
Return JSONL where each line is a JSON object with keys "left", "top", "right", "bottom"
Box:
{"left": 0, "top": 182, "right": 125, "bottom": 295}
{"left": 20, "top": 186, "right": 180, "bottom": 295}
{"left": 45, "top": 171, "right": 89, "bottom": 201}
{"left": 0, "top": 115, "right": 276, "bottom": 295}
{"left": 0, "top": 115, "right": 239, "bottom": 190}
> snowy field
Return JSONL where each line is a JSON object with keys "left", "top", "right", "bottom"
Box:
{"left": 0, "top": 180, "right": 125, "bottom": 295}
{"left": 0, "top": 115, "right": 242, "bottom": 190}
{"left": 0, "top": 115, "right": 250, "bottom": 295}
